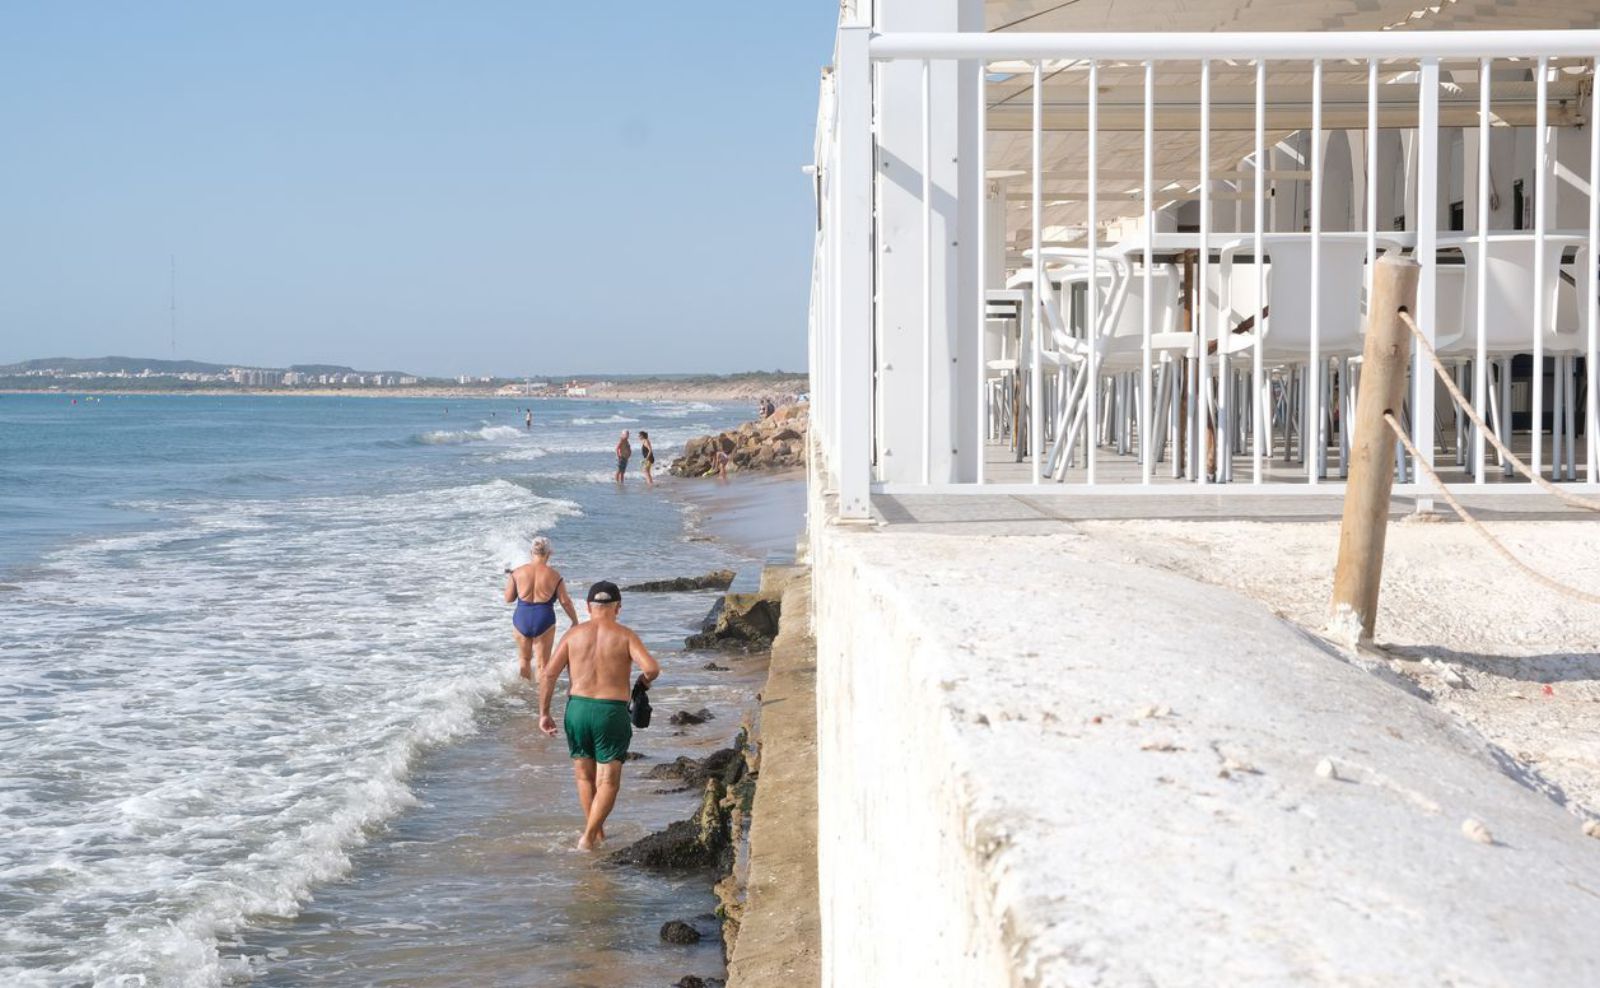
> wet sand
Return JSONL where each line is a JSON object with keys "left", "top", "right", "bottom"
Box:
{"left": 673, "top": 470, "right": 808, "bottom": 568}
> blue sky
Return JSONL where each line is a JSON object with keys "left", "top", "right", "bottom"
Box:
{"left": 0, "top": 2, "right": 834, "bottom": 376}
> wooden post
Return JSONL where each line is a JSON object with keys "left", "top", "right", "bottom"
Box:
{"left": 1331, "top": 255, "right": 1420, "bottom": 640}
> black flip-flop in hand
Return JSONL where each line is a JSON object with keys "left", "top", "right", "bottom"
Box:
{"left": 629, "top": 675, "right": 652, "bottom": 729}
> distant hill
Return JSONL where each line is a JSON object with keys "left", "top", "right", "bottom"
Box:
{"left": 1, "top": 355, "right": 234, "bottom": 375}
{"left": 1, "top": 356, "right": 421, "bottom": 378}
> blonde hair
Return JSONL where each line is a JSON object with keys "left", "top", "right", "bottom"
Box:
{"left": 530, "top": 536, "right": 552, "bottom": 558}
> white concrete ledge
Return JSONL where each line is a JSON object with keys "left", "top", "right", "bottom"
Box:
{"left": 812, "top": 520, "right": 1600, "bottom": 986}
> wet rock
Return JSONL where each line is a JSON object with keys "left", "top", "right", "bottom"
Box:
{"left": 703, "top": 661, "right": 729, "bottom": 671}
{"left": 660, "top": 920, "right": 702, "bottom": 945}
{"left": 685, "top": 592, "right": 781, "bottom": 650}
{"left": 669, "top": 708, "right": 715, "bottom": 726}
{"left": 645, "top": 747, "right": 745, "bottom": 788}
{"left": 621, "top": 570, "right": 735, "bottom": 593}
{"left": 674, "top": 977, "right": 725, "bottom": 988}
{"left": 609, "top": 779, "right": 732, "bottom": 871}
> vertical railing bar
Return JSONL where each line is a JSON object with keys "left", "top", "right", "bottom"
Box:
{"left": 975, "top": 58, "right": 988, "bottom": 486}
{"left": 1588, "top": 55, "right": 1600, "bottom": 484}
{"left": 1415, "top": 59, "right": 1440, "bottom": 499}
{"left": 1253, "top": 58, "right": 1266, "bottom": 484}
{"left": 1142, "top": 58, "right": 1155, "bottom": 486}
{"left": 1367, "top": 57, "right": 1380, "bottom": 482}
{"left": 1474, "top": 57, "right": 1490, "bottom": 484}
{"left": 920, "top": 59, "right": 932, "bottom": 486}
{"left": 1198, "top": 58, "right": 1211, "bottom": 485}
{"left": 1309, "top": 58, "right": 1322, "bottom": 486}
{"left": 1533, "top": 56, "right": 1547, "bottom": 480}
{"left": 1087, "top": 59, "right": 1099, "bottom": 485}
{"left": 1031, "top": 60, "right": 1044, "bottom": 486}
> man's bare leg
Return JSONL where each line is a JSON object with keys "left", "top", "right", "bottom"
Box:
{"left": 573, "top": 757, "right": 597, "bottom": 824}
{"left": 515, "top": 633, "right": 534, "bottom": 681}
{"left": 579, "top": 761, "right": 623, "bottom": 850}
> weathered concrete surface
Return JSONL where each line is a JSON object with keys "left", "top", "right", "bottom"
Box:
{"left": 810, "top": 493, "right": 1600, "bottom": 986}
{"left": 726, "top": 569, "right": 821, "bottom": 988}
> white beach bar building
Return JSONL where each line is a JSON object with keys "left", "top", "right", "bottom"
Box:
{"left": 801, "top": 2, "right": 1600, "bottom": 985}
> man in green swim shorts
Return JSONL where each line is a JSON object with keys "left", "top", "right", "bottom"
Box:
{"left": 539, "top": 580, "right": 660, "bottom": 850}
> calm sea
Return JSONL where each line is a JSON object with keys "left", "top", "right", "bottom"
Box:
{"left": 0, "top": 393, "right": 774, "bottom": 987}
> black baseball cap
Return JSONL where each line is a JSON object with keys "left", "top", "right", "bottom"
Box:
{"left": 587, "top": 581, "right": 622, "bottom": 605}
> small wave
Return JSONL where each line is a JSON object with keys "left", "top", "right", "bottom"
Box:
{"left": 650, "top": 401, "right": 718, "bottom": 418}
{"left": 569, "top": 415, "right": 639, "bottom": 426}
{"left": 411, "top": 424, "right": 526, "bottom": 445}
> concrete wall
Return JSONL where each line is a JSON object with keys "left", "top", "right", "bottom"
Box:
{"left": 810, "top": 489, "right": 1013, "bottom": 985}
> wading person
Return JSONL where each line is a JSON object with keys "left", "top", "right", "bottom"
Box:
{"left": 614, "top": 430, "right": 632, "bottom": 484}
{"left": 524, "top": 408, "right": 532, "bottom": 431}
{"left": 639, "top": 431, "right": 656, "bottom": 487}
{"left": 504, "top": 536, "right": 579, "bottom": 682}
{"left": 539, "top": 581, "right": 660, "bottom": 850}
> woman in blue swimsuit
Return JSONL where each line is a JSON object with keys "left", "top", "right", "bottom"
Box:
{"left": 503, "top": 536, "right": 579, "bottom": 682}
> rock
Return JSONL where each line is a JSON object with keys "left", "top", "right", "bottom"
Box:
{"left": 1315, "top": 758, "right": 1338, "bottom": 780}
{"left": 645, "top": 747, "right": 746, "bottom": 788}
{"left": 1462, "top": 818, "right": 1495, "bottom": 845}
{"left": 685, "top": 592, "right": 781, "bottom": 650}
{"left": 1583, "top": 820, "right": 1600, "bottom": 839}
{"left": 621, "top": 570, "right": 736, "bottom": 593}
{"left": 669, "top": 708, "right": 715, "bottom": 726}
{"left": 703, "top": 661, "right": 729, "bottom": 671}
{"left": 609, "top": 779, "right": 733, "bottom": 871}
{"left": 669, "top": 404, "right": 808, "bottom": 476}
{"left": 660, "top": 920, "right": 702, "bottom": 945}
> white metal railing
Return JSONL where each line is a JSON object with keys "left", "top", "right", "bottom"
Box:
{"left": 807, "top": 28, "right": 1600, "bottom": 518}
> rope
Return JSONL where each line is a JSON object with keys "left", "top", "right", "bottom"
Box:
{"left": 1397, "top": 309, "right": 1600, "bottom": 512}
{"left": 1384, "top": 412, "right": 1600, "bottom": 606}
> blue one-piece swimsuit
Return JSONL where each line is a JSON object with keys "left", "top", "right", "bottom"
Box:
{"left": 513, "top": 579, "right": 561, "bottom": 638}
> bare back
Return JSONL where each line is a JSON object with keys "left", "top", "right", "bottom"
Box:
{"left": 558, "top": 619, "right": 649, "bottom": 702}
{"left": 511, "top": 562, "right": 562, "bottom": 603}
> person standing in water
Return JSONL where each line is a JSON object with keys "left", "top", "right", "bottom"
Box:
{"left": 639, "top": 431, "right": 656, "bottom": 487}
{"left": 539, "top": 581, "right": 659, "bottom": 850}
{"left": 614, "top": 430, "right": 632, "bottom": 484}
{"left": 504, "top": 536, "right": 579, "bottom": 682}
{"left": 524, "top": 408, "right": 533, "bottom": 431}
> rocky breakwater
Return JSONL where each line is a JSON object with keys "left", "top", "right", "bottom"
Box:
{"left": 670, "top": 403, "right": 808, "bottom": 477}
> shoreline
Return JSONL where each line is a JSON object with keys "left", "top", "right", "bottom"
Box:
{"left": 0, "top": 380, "right": 805, "bottom": 404}
{"left": 668, "top": 470, "right": 808, "bottom": 570}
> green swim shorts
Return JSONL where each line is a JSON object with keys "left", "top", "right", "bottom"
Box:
{"left": 564, "top": 695, "right": 633, "bottom": 763}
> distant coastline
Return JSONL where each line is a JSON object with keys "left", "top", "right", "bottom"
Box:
{"left": 0, "top": 373, "right": 808, "bottom": 404}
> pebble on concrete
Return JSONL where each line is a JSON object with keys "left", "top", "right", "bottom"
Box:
{"left": 1461, "top": 818, "right": 1495, "bottom": 845}
{"left": 1315, "top": 758, "right": 1338, "bottom": 781}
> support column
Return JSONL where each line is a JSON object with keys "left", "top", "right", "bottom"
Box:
{"left": 872, "top": 0, "right": 985, "bottom": 484}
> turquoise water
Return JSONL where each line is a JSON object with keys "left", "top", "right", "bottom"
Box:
{"left": 0, "top": 394, "right": 762, "bottom": 986}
